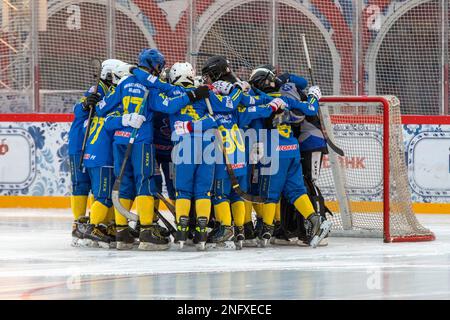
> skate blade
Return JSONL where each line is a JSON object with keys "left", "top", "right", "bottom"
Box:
{"left": 109, "top": 241, "right": 117, "bottom": 249}
{"left": 116, "top": 242, "right": 134, "bottom": 250}
{"left": 71, "top": 237, "right": 81, "bottom": 247}
{"left": 235, "top": 240, "right": 243, "bottom": 250}
{"left": 296, "top": 240, "right": 310, "bottom": 247}
{"left": 272, "top": 238, "right": 298, "bottom": 246}
{"left": 196, "top": 242, "right": 206, "bottom": 251}
{"left": 258, "top": 238, "right": 271, "bottom": 248}
{"left": 97, "top": 241, "right": 111, "bottom": 249}
{"left": 179, "top": 241, "right": 185, "bottom": 250}
{"left": 82, "top": 239, "right": 99, "bottom": 248}
{"left": 242, "top": 239, "right": 258, "bottom": 247}
{"left": 138, "top": 242, "right": 170, "bottom": 251}
{"left": 310, "top": 221, "right": 332, "bottom": 248}
{"left": 206, "top": 241, "right": 235, "bottom": 250}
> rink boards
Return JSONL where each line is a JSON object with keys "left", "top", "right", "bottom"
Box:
{"left": 0, "top": 114, "right": 450, "bottom": 213}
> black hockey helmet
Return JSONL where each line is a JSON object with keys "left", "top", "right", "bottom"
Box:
{"left": 256, "top": 63, "right": 276, "bottom": 74}
{"left": 201, "top": 55, "right": 233, "bottom": 83}
{"left": 249, "top": 67, "right": 281, "bottom": 93}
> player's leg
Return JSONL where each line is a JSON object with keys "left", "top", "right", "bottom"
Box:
{"left": 133, "top": 143, "right": 169, "bottom": 250}
{"left": 258, "top": 159, "right": 289, "bottom": 247}
{"left": 113, "top": 143, "right": 136, "bottom": 250}
{"left": 174, "top": 161, "right": 194, "bottom": 248}
{"left": 69, "top": 154, "right": 91, "bottom": 246}
{"left": 283, "top": 158, "right": 332, "bottom": 248}
{"left": 193, "top": 161, "right": 214, "bottom": 250}
{"left": 230, "top": 175, "right": 248, "bottom": 249}
{"left": 243, "top": 166, "right": 258, "bottom": 247}
{"left": 84, "top": 166, "right": 115, "bottom": 248}
{"left": 152, "top": 160, "right": 172, "bottom": 240}
{"left": 210, "top": 179, "right": 234, "bottom": 246}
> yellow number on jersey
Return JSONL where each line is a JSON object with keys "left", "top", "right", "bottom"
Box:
{"left": 122, "top": 96, "right": 144, "bottom": 114}
{"left": 218, "top": 124, "right": 245, "bottom": 155}
{"left": 89, "top": 116, "right": 105, "bottom": 145}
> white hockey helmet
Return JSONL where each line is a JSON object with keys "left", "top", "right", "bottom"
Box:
{"left": 101, "top": 59, "right": 131, "bottom": 85}
{"left": 112, "top": 61, "right": 133, "bottom": 84}
{"left": 169, "top": 62, "right": 195, "bottom": 86}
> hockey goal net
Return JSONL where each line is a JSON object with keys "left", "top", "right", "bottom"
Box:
{"left": 317, "top": 95, "right": 435, "bottom": 243}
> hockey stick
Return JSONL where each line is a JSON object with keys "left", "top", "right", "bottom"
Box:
{"left": 111, "top": 91, "right": 178, "bottom": 233}
{"left": 79, "top": 58, "right": 102, "bottom": 170}
{"left": 155, "top": 208, "right": 177, "bottom": 236}
{"left": 156, "top": 192, "right": 176, "bottom": 216}
{"left": 301, "top": 34, "right": 345, "bottom": 157}
{"left": 205, "top": 98, "right": 265, "bottom": 203}
{"left": 111, "top": 91, "right": 149, "bottom": 222}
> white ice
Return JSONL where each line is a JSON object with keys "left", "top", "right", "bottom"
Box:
{"left": 0, "top": 209, "right": 449, "bottom": 299}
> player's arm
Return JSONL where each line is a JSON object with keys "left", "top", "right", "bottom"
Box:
{"left": 282, "top": 86, "right": 321, "bottom": 116}
{"left": 238, "top": 104, "right": 273, "bottom": 127}
{"left": 240, "top": 91, "right": 273, "bottom": 107}
{"left": 96, "top": 84, "right": 122, "bottom": 117}
{"left": 278, "top": 73, "right": 308, "bottom": 90}
{"left": 131, "top": 67, "right": 180, "bottom": 95}
{"left": 150, "top": 86, "right": 209, "bottom": 114}
{"left": 104, "top": 109, "right": 125, "bottom": 131}
{"left": 173, "top": 114, "right": 218, "bottom": 136}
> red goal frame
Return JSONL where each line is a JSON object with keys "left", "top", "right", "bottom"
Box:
{"left": 321, "top": 96, "right": 435, "bottom": 243}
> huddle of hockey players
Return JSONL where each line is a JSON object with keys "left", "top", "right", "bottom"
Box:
{"left": 68, "top": 48, "right": 332, "bottom": 252}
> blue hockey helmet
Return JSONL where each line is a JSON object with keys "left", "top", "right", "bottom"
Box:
{"left": 138, "top": 48, "right": 165, "bottom": 75}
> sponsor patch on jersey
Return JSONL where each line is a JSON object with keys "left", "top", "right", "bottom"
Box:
{"left": 249, "top": 96, "right": 255, "bottom": 105}
{"left": 231, "top": 163, "right": 245, "bottom": 170}
{"left": 276, "top": 144, "right": 298, "bottom": 152}
{"left": 162, "top": 98, "right": 169, "bottom": 106}
{"left": 115, "top": 131, "right": 131, "bottom": 138}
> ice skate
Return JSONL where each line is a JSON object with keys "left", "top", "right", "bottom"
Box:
{"left": 234, "top": 226, "right": 245, "bottom": 250}
{"left": 194, "top": 217, "right": 208, "bottom": 251}
{"left": 271, "top": 221, "right": 298, "bottom": 246}
{"left": 71, "top": 216, "right": 89, "bottom": 247}
{"left": 306, "top": 213, "right": 332, "bottom": 248}
{"left": 83, "top": 224, "right": 113, "bottom": 249}
{"left": 175, "top": 216, "right": 189, "bottom": 249}
{"left": 258, "top": 223, "right": 274, "bottom": 248}
{"left": 206, "top": 224, "right": 235, "bottom": 250}
{"left": 116, "top": 226, "right": 135, "bottom": 250}
{"left": 242, "top": 221, "right": 258, "bottom": 247}
{"left": 138, "top": 224, "right": 170, "bottom": 251}
{"left": 106, "top": 222, "right": 117, "bottom": 249}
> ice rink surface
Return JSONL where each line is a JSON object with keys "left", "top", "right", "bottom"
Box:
{"left": 0, "top": 209, "right": 449, "bottom": 300}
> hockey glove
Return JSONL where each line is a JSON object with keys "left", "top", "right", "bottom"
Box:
{"left": 186, "top": 85, "right": 210, "bottom": 103}
{"left": 122, "top": 113, "right": 146, "bottom": 129}
{"left": 174, "top": 121, "right": 193, "bottom": 136}
{"left": 268, "top": 97, "right": 287, "bottom": 112}
{"left": 233, "top": 80, "right": 251, "bottom": 93}
{"left": 308, "top": 85, "right": 322, "bottom": 100}
{"left": 83, "top": 92, "right": 102, "bottom": 111}
{"left": 212, "top": 80, "right": 233, "bottom": 95}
